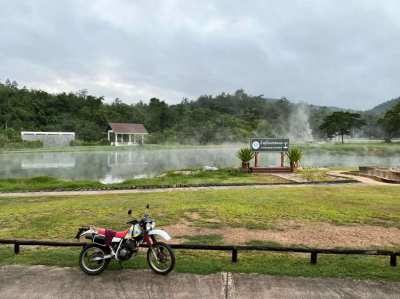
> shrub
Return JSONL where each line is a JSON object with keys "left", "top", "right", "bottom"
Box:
{"left": 237, "top": 148, "right": 255, "bottom": 169}
{"left": 237, "top": 148, "right": 255, "bottom": 162}
{"left": 286, "top": 147, "right": 303, "bottom": 170}
{"left": 70, "top": 138, "right": 109, "bottom": 146}
{"left": 0, "top": 140, "right": 42, "bottom": 149}
{"left": 21, "top": 140, "right": 43, "bottom": 148}
{"left": 0, "top": 134, "right": 7, "bottom": 147}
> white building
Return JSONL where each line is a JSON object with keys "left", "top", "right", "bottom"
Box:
{"left": 21, "top": 131, "right": 75, "bottom": 147}
{"left": 107, "top": 123, "right": 148, "bottom": 146}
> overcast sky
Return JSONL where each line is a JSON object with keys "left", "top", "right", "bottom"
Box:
{"left": 1, "top": 0, "right": 399, "bottom": 110}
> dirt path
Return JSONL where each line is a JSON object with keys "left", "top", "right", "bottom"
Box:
{"left": 168, "top": 221, "right": 400, "bottom": 248}
{"left": 328, "top": 171, "right": 392, "bottom": 186}
{"left": 1, "top": 265, "right": 399, "bottom": 299}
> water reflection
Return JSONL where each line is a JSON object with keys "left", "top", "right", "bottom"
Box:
{"left": 0, "top": 147, "right": 399, "bottom": 182}
{"left": 21, "top": 153, "right": 76, "bottom": 169}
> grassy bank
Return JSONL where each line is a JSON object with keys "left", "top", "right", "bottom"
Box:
{"left": 0, "top": 247, "right": 399, "bottom": 281}
{"left": 0, "top": 176, "right": 103, "bottom": 192}
{"left": 0, "top": 143, "right": 243, "bottom": 154}
{"left": 1, "top": 141, "right": 400, "bottom": 155}
{"left": 0, "top": 169, "right": 288, "bottom": 192}
{"left": 300, "top": 142, "right": 400, "bottom": 155}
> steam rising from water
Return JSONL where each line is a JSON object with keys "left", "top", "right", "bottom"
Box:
{"left": 0, "top": 146, "right": 399, "bottom": 183}
{"left": 288, "top": 103, "right": 313, "bottom": 142}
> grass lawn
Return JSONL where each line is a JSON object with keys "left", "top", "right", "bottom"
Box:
{"left": 0, "top": 169, "right": 288, "bottom": 192}
{"left": 296, "top": 168, "right": 340, "bottom": 182}
{"left": 1, "top": 185, "right": 400, "bottom": 240}
{"left": 1, "top": 185, "right": 400, "bottom": 280}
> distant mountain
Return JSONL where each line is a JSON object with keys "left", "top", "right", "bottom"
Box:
{"left": 308, "top": 103, "right": 346, "bottom": 112}
{"left": 368, "top": 97, "right": 400, "bottom": 114}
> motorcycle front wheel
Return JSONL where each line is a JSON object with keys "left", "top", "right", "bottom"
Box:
{"left": 79, "top": 244, "right": 110, "bottom": 275}
{"left": 147, "top": 242, "right": 175, "bottom": 275}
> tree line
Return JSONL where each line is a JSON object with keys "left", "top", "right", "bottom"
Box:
{"left": 319, "top": 107, "right": 400, "bottom": 143}
{"left": 0, "top": 79, "right": 399, "bottom": 145}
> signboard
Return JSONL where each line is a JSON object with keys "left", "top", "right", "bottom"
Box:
{"left": 250, "top": 138, "right": 289, "bottom": 152}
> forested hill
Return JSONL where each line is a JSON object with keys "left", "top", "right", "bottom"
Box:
{"left": 368, "top": 97, "right": 400, "bottom": 115}
{"left": 0, "top": 80, "right": 386, "bottom": 144}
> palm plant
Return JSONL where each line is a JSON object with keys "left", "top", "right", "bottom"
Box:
{"left": 237, "top": 148, "right": 255, "bottom": 169}
{"left": 286, "top": 147, "right": 303, "bottom": 171}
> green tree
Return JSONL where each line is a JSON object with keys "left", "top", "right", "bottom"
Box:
{"left": 254, "top": 120, "right": 273, "bottom": 137}
{"left": 146, "top": 98, "right": 173, "bottom": 132}
{"left": 319, "top": 111, "right": 365, "bottom": 144}
{"left": 378, "top": 102, "right": 400, "bottom": 143}
{"left": 1, "top": 80, "right": 385, "bottom": 145}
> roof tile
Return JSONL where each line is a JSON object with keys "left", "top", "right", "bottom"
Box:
{"left": 109, "top": 123, "right": 148, "bottom": 134}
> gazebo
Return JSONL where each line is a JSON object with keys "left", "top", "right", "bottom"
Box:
{"left": 107, "top": 123, "right": 148, "bottom": 146}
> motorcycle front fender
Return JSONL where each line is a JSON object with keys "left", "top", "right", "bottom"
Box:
{"left": 148, "top": 229, "right": 171, "bottom": 241}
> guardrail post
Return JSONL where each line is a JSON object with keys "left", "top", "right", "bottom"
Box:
{"left": 14, "top": 242, "right": 20, "bottom": 255}
{"left": 310, "top": 252, "right": 317, "bottom": 264}
{"left": 232, "top": 248, "right": 238, "bottom": 263}
{"left": 390, "top": 254, "right": 397, "bottom": 267}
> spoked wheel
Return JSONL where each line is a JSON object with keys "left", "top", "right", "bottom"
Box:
{"left": 79, "top": 244, "right": 110, "bottom": 275}
{"left": 147, "top": 242, "right": 175, "bottom": 275}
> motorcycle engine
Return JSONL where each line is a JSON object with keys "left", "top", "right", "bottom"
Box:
{"left": 117, "top": 240, "right": 137, "bottom": 261}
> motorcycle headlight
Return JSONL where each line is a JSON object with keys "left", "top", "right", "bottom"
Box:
{"left": 146, "top": 221, "right": 156, "bottom": 231}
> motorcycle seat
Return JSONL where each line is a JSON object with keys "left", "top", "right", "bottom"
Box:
{"left": 115, "top": 230, "right": 128, "bottom": 238}
{"left": 97, "top": 228, "right": 128, "bottom": 238}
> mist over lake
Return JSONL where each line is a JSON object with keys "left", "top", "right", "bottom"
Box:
{"left": 1, "top": 146, "right": 399, "bottom": 183}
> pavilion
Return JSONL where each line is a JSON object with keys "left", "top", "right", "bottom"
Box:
{"left": 107, "top": 123, "right": 148, "bottom": 146}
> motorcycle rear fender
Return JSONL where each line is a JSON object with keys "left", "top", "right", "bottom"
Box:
{"left": 148, "top": 229, "right": 171, "bottom": 241}
{"left": 79, "top": 228, "right": 96, "bottom": 239}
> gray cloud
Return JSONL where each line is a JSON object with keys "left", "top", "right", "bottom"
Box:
{"left": 1, "top": 0, "right": 399, "bottom": 109}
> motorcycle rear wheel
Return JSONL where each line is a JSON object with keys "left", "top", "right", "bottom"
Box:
{"left": 147, "top": 242, "right": 175, "bottom": 275}
{"left": 79, "top": 244, "right": 110, "bottom": 275}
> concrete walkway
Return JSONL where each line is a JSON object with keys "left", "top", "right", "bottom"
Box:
{"left": 1, "top": 265, "right": 399, "bottom": 299}
{"left": 0, "top": 182, "right": 362, "bottom": 198}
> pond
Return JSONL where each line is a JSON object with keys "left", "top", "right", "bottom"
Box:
{"left": 0, "top": 146, "right": 399, "bottom": 183}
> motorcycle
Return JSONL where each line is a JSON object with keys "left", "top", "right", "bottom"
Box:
{"left": 75, "top": 205, "right": 175, "bottom": 275}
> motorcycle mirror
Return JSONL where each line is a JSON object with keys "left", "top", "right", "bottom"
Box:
{"left": 128, "top": 209, "right": 132, "bottom": 215}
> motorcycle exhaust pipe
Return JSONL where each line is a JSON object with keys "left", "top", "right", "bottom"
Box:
{"left": 91, "top": 254, "right": 113, "bottom": 261}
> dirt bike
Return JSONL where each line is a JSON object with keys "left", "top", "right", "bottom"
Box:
{"left": 75, "top": 205, "right": 175, "bottom": 275}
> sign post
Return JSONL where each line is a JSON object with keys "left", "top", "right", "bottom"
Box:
{"left": 250, "top": 138, "right": 289, "bottom": 152}
{"left": 249, "top": 138, "right": 290, "bottom": 172}
{"left": 254, "top": 152, "right": 259, "bottom": 168}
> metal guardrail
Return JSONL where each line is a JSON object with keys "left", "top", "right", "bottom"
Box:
{"left": 0, "top": 239, "right": 398, "bottom": 267}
